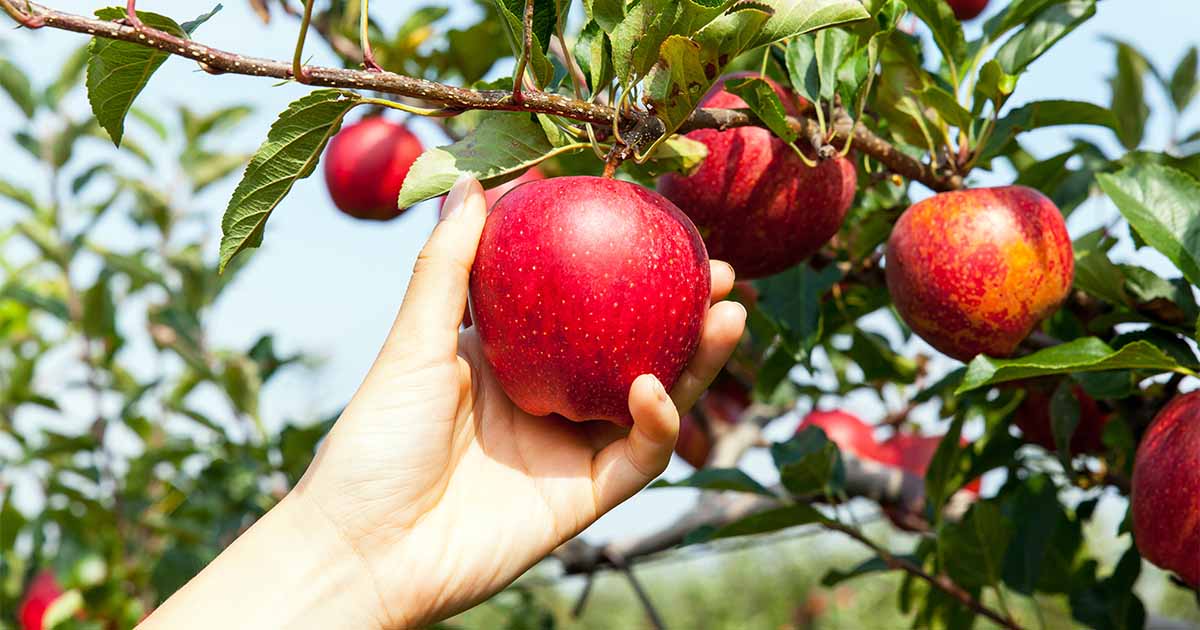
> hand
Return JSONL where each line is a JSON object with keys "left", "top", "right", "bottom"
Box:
{"left": 141, "top": 176, "right": 746, "bottom": 630}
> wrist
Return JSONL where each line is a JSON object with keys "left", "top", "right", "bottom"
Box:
{"left": 140, "top": 491, "right": 388, "bottom": 630}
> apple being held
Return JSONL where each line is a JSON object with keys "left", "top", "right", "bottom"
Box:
{"left": 469, "top": 176, "right": 710, "bottom": 425}
{"left": 323, "top": 116, "right": 424, "bottom": 221}
{"left": 946, "top": 0, "right": 988, "bottom": 20}
{"left": 1132, "top": 391, "right": 1200, "bottom": 588}
{"left": 885, "top": 186, "right": 1074, "bottom": 362}
{"left": 798, "top": 409, "right": 888, "bottom": 463}
{"left": 675, "top": 372, "right": 751, "bottom": 468}
{"left": 1012, "top": 379, "right": 1111, "bottom": 455}
{"left": 19, "top": 572, "right": 64, "bottom": 630}
{"left": 658, "top": 74, "right": 857, "bottom": 279}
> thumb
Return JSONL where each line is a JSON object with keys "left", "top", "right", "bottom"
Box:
{"left": 387, "top": 175, "right": 487, "bottom": 360}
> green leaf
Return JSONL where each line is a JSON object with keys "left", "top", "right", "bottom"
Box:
{"left": 180, "top": 3, "right": 223, "bottom": 34}
{"left": 994, "top": 0, "right": 1096, "bottom": 75}
{"left": 218, "top": 90, "right": 359, "bottom": 272}
{"left": 0, "top": 492, "right": 23, "bottom": 551}
{"left": 845, "top": 329, "right": 918, "bottom": 383}
{"left": 650, "top": 468, "right": 776, "bottom": 496}
{"left": 0, "top": 58, "right": 36, "bottom": 118}
{"left": 821, "top": 556, "right": 898, "bottom": 586}
{"left": 815, "top": 27, "right": 852, "bottom": 101}
{"left": 957, "top": 338, "right": 1191, "bottom": 394}
{"left": 642, "top": 35, "right": 714, "bottom": 138}
{"left": 1109, "top": 40, "right": 1150, "bottom": 150}
{"left": 691, "top": 504, "right": 825, "bottom": 543}
{"left": 574, "top": 20, "right": 612, "bottom": 92}
{"left": 772, "top": 426, "right": 844, "bottom": 497}
{"left": 1169, "top": 46, "right": 1198, "bottom": 112}
{"left": 0, "top": 177, "right": 39, "bottom": 211}
{"left": 981, "top": 99, "right": 1116, "bottom": 160}
{"left": 1069, "top": 547, "right": 1146, "bottom": 630}
{"left": 1121, "top": 265, "right": 1199, "bottom": 326}
{"left": 1049, "top": 379, "right": 1081, "bottom": 462}
{"left": 980, "top": 0, "right": 1060, "bottom": 42}
{"left": 182, "top": 150, "right": 251, "bottom": 193}
{"left": 608, "top": 0, "right": 728, "bottom": 86}
{"left": 756, "top": 264, "right": 842, "bottom": 362}
{"left": 726, "top": 77, "right": 797, "bottom": 142}
{"left": 918, "top": 85, "right": 972, "bottom": 129}
{"left": 86, "top": 9, "right": 187, "bottom": 146}
{"left": 904, "top": 0, "right": 965, "bottom": 66}
{"left": 924, "top": 414, "right": 967, "bottom": 511}
{"left": 785, "top": 35, "right": 820, "bottom": 105}
{"left": 495, "top": 0, "right": 556, "bottom": 87}
{"left": 705, "top": 0, "right": 868, "bottom": 53}
{"left": 1001, "top": 474, "right": 1083, "bottom": 595}
{"left": 974, "top": 59, "right": 1017, "bottom": 106}
{"left": 1072, "top": 229, "right": 1129, "bottom": 307}
{"left": 621, "top": 134, "right": 708, "bottom": 182}
{"left": 220, "top": 355, "right": 261, "bottom": 419}
{"left": 1096, "top": 161, "right": 1200, "bottom": 287}
{"left": 397, "top": 112, "right": 586, "bottom": 208}
{"left": 939, "top": 502, "right": 1012, "bottom": 590}
{"left": 130, "top": 107, "right": 169, "bottom": 140}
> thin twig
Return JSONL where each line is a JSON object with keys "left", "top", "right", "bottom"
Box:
{"left": 123, "top": 0, "right": 142, "bottom": 30}
{"left": 512, "top": 0, "right": 534, "bottom": 105}
{"left": 605, "top": 551, "right": 666, "bottom": 630}
{"left": 4, "top": 1, "right": 966, "bottom": 192}
{"left": 821, "top": 520, "right": 1023, "bottom": 630}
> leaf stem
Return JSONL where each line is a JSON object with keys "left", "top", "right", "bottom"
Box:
{"left": 359, "top": 0, "right": 382, "bottom": 72}
{"left": 291, "top": 0, "right": 315, "bottom": 83}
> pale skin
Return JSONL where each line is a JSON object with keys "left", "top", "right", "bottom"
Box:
{"left": 139, "top": 176, "right": 747, "bottom": 629}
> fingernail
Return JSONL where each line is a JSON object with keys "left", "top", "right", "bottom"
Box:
{"left": 441, "top": 174, "right": 474, "bottom": 220}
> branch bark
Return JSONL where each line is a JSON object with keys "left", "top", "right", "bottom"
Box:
{"left": 5, "top": 0, "right": 964, "bottom": 193}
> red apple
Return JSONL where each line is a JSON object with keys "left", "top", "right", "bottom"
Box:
{"left": 882, "top": 432, "right": 981, "bottom": 495}
{"left": 675, "top": 372, "right": 751, "bottom": 468}
{"left": 19, "top": 572, "right": 63, "bottom": 630}
{"left": 322, "top": 116, "right": 423, "bottom": 221}
{"left": 658, "top": 74, "right": 857, "bottom": 279}
{"left": 469, "top": 176, "right": 710, "bottom": 425}
{"left": 885, "top": 186, "right": 1074, "bottom": 361}
{"left": 1132, "top": 391, "right": 1200, "bottom": 588}
{"left": 947, "top": 0, "right": 988, "bottom": 20}
{"left": 1012, "top": 379, "right": 1111, "bottom": 455}
{"left": 798, "top": 409, "right": 887, "bottom": 463}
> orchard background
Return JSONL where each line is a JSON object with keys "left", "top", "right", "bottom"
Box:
{"left": 2, "top": 0, "right": 1200, "bottom": 628}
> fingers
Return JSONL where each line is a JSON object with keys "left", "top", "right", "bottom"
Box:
{"left": 590, "top": 374, "right": 679, "bottom": 515}
{"left": 709, "top": 260, "right": 734, "bottom": 304}
{"left": 386, "top": 176, "right": 487, "bottom": 359}
{"left": 670, "top": 300, "right": 746, "bottom": 413}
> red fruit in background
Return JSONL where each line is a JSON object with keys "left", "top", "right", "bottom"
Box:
{"left": 798, "top": 410, "right": 886, "bottom": 463}
{"left": 1012, "top": 380, "right": 1111, "bottom": 455}
{"left": 469, "top": 176, "right": 710, "bottom": 425}
{"left": 947, "top": 0, "right": 988, "bottom": 20}
{"left": 658, "top": 74, "right": 857, "bottom": 279}
{"left": 882, "top": 433, "right": 981, "bottom": 495}
{"left": 676, "top": 372, "right": 751, "bottom": 468}
{"left": 323, "top": 117, "right": 423, "bottom": 220}
{"left": 885, "top": 186, "right": 1074, "bottom": 362}
{"left": 1132, "top": 391, "right": 1200, "bottom": 588}
{"left": 19, "top": 571, "right": 63, "bottom": 630}
{"left": 731, "top": 281, "right": 759, "bottom": 309}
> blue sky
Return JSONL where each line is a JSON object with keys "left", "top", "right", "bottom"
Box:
{"left": 2, "top": 0, "right": 1198, "bottom": 545}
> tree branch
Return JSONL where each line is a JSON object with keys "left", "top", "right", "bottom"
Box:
{"left": 6, "top": 1, "right": 964, "bottom": 193}
{"left": 820, "top": 520, "right": 1024, "bottom": 630}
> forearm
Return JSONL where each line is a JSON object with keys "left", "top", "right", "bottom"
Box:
{"left": 138, "top": 492, "right": 387, "bottom": 630}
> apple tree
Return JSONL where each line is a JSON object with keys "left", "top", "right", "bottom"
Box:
{"left": 2, "top": 0, "right": 1199, "bottom": 628}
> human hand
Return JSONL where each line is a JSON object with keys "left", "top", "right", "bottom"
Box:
{"left": 140, "top": 176, "right": 745, "bottom": 630}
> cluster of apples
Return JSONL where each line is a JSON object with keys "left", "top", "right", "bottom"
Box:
{"left": 317, "top": 16, "right": 1196, "bottom": 584}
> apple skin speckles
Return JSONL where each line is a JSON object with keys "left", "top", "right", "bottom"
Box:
{"left": 884, "top": 185, "right": 1074, "bottom": 362}
{"left": 469, "top": 176, "right": 710, "bottom": 426}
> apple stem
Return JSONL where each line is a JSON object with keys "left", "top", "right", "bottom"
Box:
{"left": 602, "top": 144, "right": 626, "bottom": 179}
{"left": 122, "top": 0, "right": 144, "bottom": 30}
